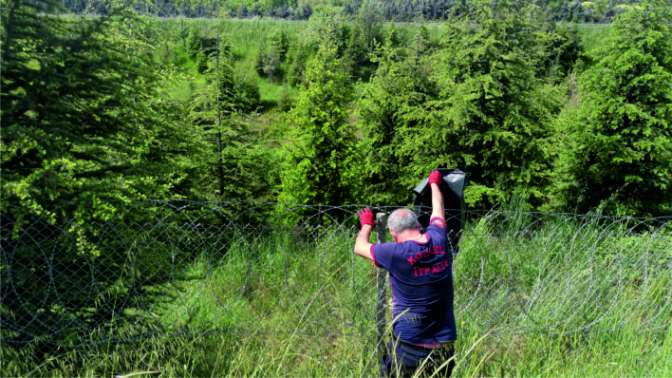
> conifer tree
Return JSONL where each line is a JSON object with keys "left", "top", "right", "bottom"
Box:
{"left": 345, "top": 0, "right": 383, "bottom": 81}
{"left": 190, "top": 35, "right": 273, "bottom": 218}
{"left": 256, "top": 30, "right": 289, "bottom": 82}
{"left": 350, "top": 30, "right": 436, "bottom": 204}
{"left": 1, "top": 0, "right": 201, "bottom": 352}
{"left": 554, "top": 2, "right": 672, "bottom": 215}
{"left": 408, "top": 1, "right": 562, "bottom": 208}
{"left": 1, "top": 0, "right": 192, "bottom": 233}
{"left": 278, "top": 36, "right": 354, "bottom": 214}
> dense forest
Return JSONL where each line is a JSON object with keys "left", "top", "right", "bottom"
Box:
{"left": 1, "top": 0, "right": 672, "bottom": 373}
{"left": 64, "top": 0, "right": 650, "bottom": 21}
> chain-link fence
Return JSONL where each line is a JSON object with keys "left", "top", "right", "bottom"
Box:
{"left": 1, "top": 202, "right": 369, "bottom": 350}
{"left": 2, "top": 201, "right": 671, "bottom": 373}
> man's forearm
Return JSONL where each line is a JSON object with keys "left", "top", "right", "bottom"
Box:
{"left": 358, "top": 225, "right": 372, "bottom": 239}
{"left": 431, "top": 183, "right": 445, "bottom": 219}
{"left": 354, "top": 224, "right": 374, "bottom": 259}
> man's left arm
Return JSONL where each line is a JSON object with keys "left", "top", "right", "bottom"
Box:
{"left": 353, "top": 208, "right": 375, "bottom": 262}
{"left": 428, "top": 170, "right": 447, "bottom": 229}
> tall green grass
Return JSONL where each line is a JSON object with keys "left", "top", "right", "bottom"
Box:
{"left": 3, "top": 213, "right": 669, "bottom": 376}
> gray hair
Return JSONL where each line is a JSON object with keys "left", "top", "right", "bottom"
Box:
{"left": 387, "top": 208, "right": 421, "bottom": 233}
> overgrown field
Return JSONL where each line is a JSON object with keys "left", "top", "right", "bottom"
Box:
{"left": 3, "top": 213, "right": 670, "bottom": 376}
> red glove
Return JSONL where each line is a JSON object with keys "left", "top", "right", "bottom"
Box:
{"left": 428, "top": 170, "right": 443, "bottom": 185}
{"left": 358, "top": 208, "right": 374, "bottom": 228}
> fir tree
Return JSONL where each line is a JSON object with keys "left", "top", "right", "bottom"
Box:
{"left": 554, "top": 2, "right": 672, "bottom": 216}
{"left": 1, "top": 0, "right": 199, "bottom": 353}
{"left": 190, "top": 35, "right": 274, "bottom": 219}
{"left": 412, "top": 1, "right": 562, "bottom": 208}
{"left": 1, "top": 0, "right": 190, "bottom": 234}
{"left": 278, "top": 36, "right": 354, "bottom": 216}
{"left": 349, "top": 30, "right": 435, "bottom": 204}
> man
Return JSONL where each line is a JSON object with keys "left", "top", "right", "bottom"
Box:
{"left": 354, "top": 170, "right": 457, "bottom": 377}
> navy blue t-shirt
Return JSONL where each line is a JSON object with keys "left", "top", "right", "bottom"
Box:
{"left": 370, "top": 217, "right": 456, "bottom": 347}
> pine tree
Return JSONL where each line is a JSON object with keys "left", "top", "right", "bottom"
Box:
{"left": 256, "top": 30, "right": 290, "bottom": 82}
{"left": 1, "top": 0, "right": 191, "bottom": 233}
{"left": 1, "top": 0, "right": 200, "bottom": 353}
{"left": 344, "top": 0, "right": 383, "bottom": 81}
{"left": 349, "top": 30, "right": 436, "bottom": 205}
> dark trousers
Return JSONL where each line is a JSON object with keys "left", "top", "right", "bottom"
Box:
{"left": 381, "top": 339, "right": 455, "bottom": 378}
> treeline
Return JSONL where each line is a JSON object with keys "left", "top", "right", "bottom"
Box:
{"left": 62, "top": 0, "right": 648, "bottom": 22}
{"left": 3, "top": 0, "right": 671, "bottom": 244}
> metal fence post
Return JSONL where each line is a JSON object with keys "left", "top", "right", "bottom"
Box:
{"left": 375, "top": 212, "right": 387, "bottom": 369}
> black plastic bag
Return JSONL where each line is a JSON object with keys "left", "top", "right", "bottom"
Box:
{"left": 412, "top": 169, "right": 466, "bottom": 251}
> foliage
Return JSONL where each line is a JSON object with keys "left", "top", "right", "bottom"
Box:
{"left": 2, "top": 4, "right": 672, "bottom": 372}
{"left": 349, "top": 30, "right": 437, "bottom": 205}
{"left": 417, "top": 2, "right": 563, "bottom": 208}
{"left": 536, "top": 22, "right": 582, "bottom": 81}
{"left": 344, "top": 0, "right": 472, "bottom": 20}
{"left": 185, "top": 26, "right": 219, "bottom": 73}
{"left": 0, "top": 0, "right": 205, "bottom": 356}
{"left": 351, "top": 1, "right": 564, "bottom": 208}
{"left": 284, "top": 16, "right": 352, "bottom": 86}
{"left": 344, "top": 0, "right": 384, "bottom": 81}
{"left": 278, "top": 33, "right": 354, "bottom": 215}
{"left": 189, "top": 35, "right": 276, "bottom": 217}
{"left": 285, "top": 36, "right": 317, "bottom": 85}
{"left": 256, "top": 29, "right": 290, "bottom": 82}
{"left": 1, "top": 0, "right": 191, "bottom": 244}
{"left": 552, "top": 1, "right": 672, "bottom": 216}
{"left": 58, "top": 0, "right": 652, "bottom": 23}
{"left": 233, "top": 75, "right": 262, "bottom": 112}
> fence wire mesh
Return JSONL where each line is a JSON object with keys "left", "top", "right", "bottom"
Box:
{"left": 1, "top": 201, "right": 671, "bottom": 365}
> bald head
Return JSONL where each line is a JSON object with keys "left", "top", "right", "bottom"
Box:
{"left": 387, "top": 208, "right": 421, "bottom": 234}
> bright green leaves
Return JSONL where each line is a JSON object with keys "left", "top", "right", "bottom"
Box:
{"left": 1, "top": 1, "right": 190, "bottom": 244}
